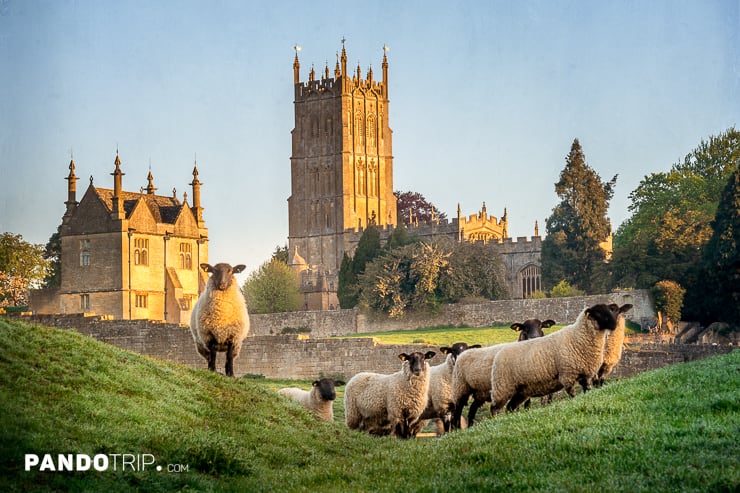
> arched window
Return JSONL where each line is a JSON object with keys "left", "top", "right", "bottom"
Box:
{"left": 134, "top": 250, "right": 141, "bottom": 265}
{"left": 520, "top": 264, "right": 542, "bottom": 298}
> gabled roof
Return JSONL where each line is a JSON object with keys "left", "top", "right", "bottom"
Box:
{"left": 94, "top": 187, "right": 184, "bottom": 225}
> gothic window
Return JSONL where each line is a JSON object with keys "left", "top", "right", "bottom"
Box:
{"left": 134, "top": 238, "right": 149, "bottom": 266}
{"left": 179, "top": 243, "right": 192, "bottom": 269}
{"left": 520, "top": 264, "right": 542, "bottom": 298}
{"left": 355, "top": 111, "right": 364, "bottom": 148}
{"left": 367, "top": 114, "right": 376, "bottom": 149}
{"left": 79, "top": 239, "right": 91, "bottom": 267}
{"left": 80, "top": 294, "right": 90, "bottom": 310}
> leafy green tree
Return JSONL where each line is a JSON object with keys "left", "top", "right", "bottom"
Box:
{"left": 651, "top": 280, "right": 686, "bottom": 333}
{"left": 0, "top": 232, "right": 50, "bottom": 306}
{"left": 612, "top": 128, "right": 739, "bottom": 296}
{"left": 542, "top": 139, "right": 617, "bottom": 294}
{"left": 241, "top": 259, "right": 302, "bottom": 314}
{"left": 438, "top": 240, "right": 508, "bottom": 302}
{"left": 271, "top": 244, "right": 289, "bottom": 264}
{"left": 337, "top": 224, "right": 382, "bottom": 308}
{"left": 549, "top": 280, "right": 585, "bottom": 298}
{"left": 42, "top": 228, "right": 62, "bottom": 288}
{"left": 690, "top": 166, "right": 740, "bottom": 326}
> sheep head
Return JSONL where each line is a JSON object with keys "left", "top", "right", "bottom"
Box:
{"left": 312, "top": 378, "right": 345, "bottom": 401}
{"left": 201, "top": 262, "right": 246, "bottom": 291}
{"left": 440, "top": 342, "right": 480, "bottom": 362}
{"left": 585, "top": 304, "right": 618, "bottom": 331}
{"left": 398, "top": 351, "right": 436, "bottom": 376}
{"left": 510, "top": 319, "right": 556, "bottom": 341}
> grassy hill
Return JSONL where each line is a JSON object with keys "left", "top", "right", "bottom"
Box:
{"left": 1, "top": 318, "right": 738, "bottom": 492}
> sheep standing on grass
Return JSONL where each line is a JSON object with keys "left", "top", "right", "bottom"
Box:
{"left": 189, "top": 263, "right": 250, "bottom": 377}
{"left": 278, "top": 378, "right": 345, "bottom": 421}
{"left": 411, "top": 342, "right": 480, "bottom": 436}
{"left": 595, "top": 304, "right": 633, "bottom": 387}
{"left": 490, "top": 303, "right": 618, "bottom": 414}
{"left": 344, "top": 351, "right": 436, "bottom": 439}
{"left": 450, "top": 318, "right": 556, "bottom": 429}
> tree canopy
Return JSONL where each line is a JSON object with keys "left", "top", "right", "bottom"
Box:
{"left": 0, "top": 232, "right": 50, "bottom": 306}
{"left": 541, "top": 139, "right": 616, "bottom": 294}
{"left": 395, "top": 190, "right": 447, "bottom": 225}
{"left": 241, "top": 259, "right": 302, "bottom": 314}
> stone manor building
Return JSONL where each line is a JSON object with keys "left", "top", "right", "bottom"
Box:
{"left": 287, "top": 44, "right": 544, "bottom": 310}
{"left": 30, "top": 154, "right": 208, "bottom": 323}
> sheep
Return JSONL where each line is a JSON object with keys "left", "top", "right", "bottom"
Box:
{"left": 449, "top": 342, "right": 514, "bottom": 430}
{"left": 490, "top": 303, "right": 618, "bottom": 414}
{"left": 344, "top": 351, "right": 436, "bottom": 439}
{"left": 511, "top": 319, "right": 556, "bottom": 341}
{"left": 189, "top": 262, "right": 250, "bottom": 377}
{"left": 594, "top": 304, "right": 633, "bottom": 387}
{"left": 450, "top": 318, "right": 556, "bottom": 429}
{"left": 278, "top": 377, "right": 346, "bottom": 421}
{"left": 410, "top": 342, "right": 480, "bottom": 436}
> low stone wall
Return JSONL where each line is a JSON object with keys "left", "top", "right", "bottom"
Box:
{"left": 9, "top": 311, "right": 733, "bottom": 381}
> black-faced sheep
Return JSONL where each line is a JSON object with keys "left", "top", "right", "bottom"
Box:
{"left": 511, "top": 319, "right": 556, "bottom": 341}
{"left": 278, "top": 377, "right": 346, "bottom": 421}
{"left": 189, "top": 262, "right": 250, "bottom": 377}
{"left": 411, "top": 342, "right": 480, "bottom": 436}
{"left": 490, "top": 303, "right": 618, "bottom": 414}
{"left": 594, "top": 304, "right": 633, "bottom": 387}
{"left": 344, "top": 351, "right": 436, "bottom": 439}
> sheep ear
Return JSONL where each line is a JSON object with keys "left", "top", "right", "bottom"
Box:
{"left": 542, "top": 320, "right": 556, "bottom": 328}
{"left": 620, "top": 304, "right": 633, "bottom": 314}
{"left": 470, "top": 344, "right": 482, "bottom": 349}
{"left": 424, "top": 351, "right": 436, "bottom": 360}
{"left": 510, "top": 323, "right": 523, "bottom": 331}
{"left": 200, "top": 263, "right": 213, "bottom": 273}
{"left": 233, "top": 264, "right": 247, "bottom": 274}
{"left": 440, "top": 346, "right": 451, "bottom": 354}
{"left": 398, "top": 353, "right": 409, "bottom": 361}
{"left": 312, "top": 380, "right": 319, "bottom": 387}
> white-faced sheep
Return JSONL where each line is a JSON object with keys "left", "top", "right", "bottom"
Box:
{"left": 490, "top": 303, "right": 618, "bottom": 414}
{"left": 189, "top": 262, "right": 250, "bottom": 377}
{"left": 411, "top": 342, "right": 480, "bottom": 436}
{"left": 344, "top": 351, "right": 436, "bottom": 439}
{"left": 450, "top": 318, "right": 556, "bottom": 429}
{"left": 594, "top": 304, "right": 633, "bottom": 387}
{"left": 278, "top": 377, "right": 345, "bottom": 421}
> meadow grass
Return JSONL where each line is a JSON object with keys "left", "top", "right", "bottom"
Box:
{"left": 1, "top": 318, "right": 737, "bottom": 492}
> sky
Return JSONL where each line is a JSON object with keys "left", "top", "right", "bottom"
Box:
{"left": 1, "top": 0, "right": 738, "bottom": 282}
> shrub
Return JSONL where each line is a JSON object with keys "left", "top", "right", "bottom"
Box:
{"left": 652, "top": 280, "right": 686, "bottom": 327}
{"left": 549, "top": 280, "right": 585, "bottom": 298}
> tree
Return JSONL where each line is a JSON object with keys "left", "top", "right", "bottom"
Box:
{"left": 271, "top": 244, "right": 289, "bottom": 264}
{"left": 42, "top": 228, "right": 62, "bottom": 288}
{"left": 541, "top": 139, "right": 617, "bottom": 294}
{"left": 241, "top": 259, "right": 302, "bottom": 314}
{"left": 337, "top": 224, "right": 382, "bottom": 308}
{"left": 437, "top": 240, "right": 508, "bottom": 302}
{"left": 611, "top": 128, "right": 739, "bottom": 305}
{"left": 691, "top": 166, "right": 740, "bottom": 326}
{"left": 651, "top": 280, "right": 686, "bottom": 333}
{"left": 394, "top": 190, "right": 447, "bottom": 225}
{"left": 0, "top": 232, "right": 50, "bottom": 306}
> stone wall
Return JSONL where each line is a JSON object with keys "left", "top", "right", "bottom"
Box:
{"left": 10, "top": 306, "right": 734, "bottom": 381}
{"left": 251, "top": 289, "right": 656, "bottom": 338}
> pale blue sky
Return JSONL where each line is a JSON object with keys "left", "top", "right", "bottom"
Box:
{"left": 1, "top": 0, "right": 738, "bottom": 278}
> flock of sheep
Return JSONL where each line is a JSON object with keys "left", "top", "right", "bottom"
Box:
{"left": 189, "top": 262, "right": 633, "bottom": 438}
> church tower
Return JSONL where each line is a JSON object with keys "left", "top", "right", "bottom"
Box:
{"left": 288, "top": 42, "right": 397, "bottom": 309}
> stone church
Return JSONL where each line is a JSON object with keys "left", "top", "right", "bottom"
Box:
{"left": 287, "top": 43, "right": 544, "bottom": 310}
{"left": 30, "top": 154, "right": 208, "bottom": 323}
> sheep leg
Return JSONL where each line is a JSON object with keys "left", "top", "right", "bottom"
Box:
{"left": 506, "top": 392, "right": 528, "bottom": 412}
{"left": 225, "top": 341, "right": 235, "bottom": 377}
{"left": 207, "top": 339, "right": 217, "bottom": 372}
{"left": 451, "top": 395, "right": 469, "bottom": 430}
{"left": 577, "top": 374, "right": 592, "bottom": 393}
{"left": 467, "top": 398, "right": 484, "bottom": 426}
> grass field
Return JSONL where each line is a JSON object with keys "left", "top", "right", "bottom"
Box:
{"left": 1, "top": 318, "right": 738, "bottom": 492}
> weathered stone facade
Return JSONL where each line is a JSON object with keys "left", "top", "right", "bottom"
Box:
{"left": 29, "top": 156, "right": 208, "bottom": 323}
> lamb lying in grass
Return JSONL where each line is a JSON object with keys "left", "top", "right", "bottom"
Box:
{"left": 278, "top": 378, "right": 345, "bottom": 421}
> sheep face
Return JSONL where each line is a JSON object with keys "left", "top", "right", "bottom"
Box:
{"left": 510, "top": 319, "right": 556, "bottom": 341}
{"left": 609, "top": 303, "right": 634, "bottom": 319}
{"left": 313, "top": 378, "right": 345, "bottom": 401}
{"left": 440, "top": 342, "right": 481, "bottom": 361}
{"left": 201, "top": 263, "right": 246, "bottom": 291}
{"left": 398, "top": 351, "right": 436, "bottom": 376}
{"left": 586, "top": 304, "right": 618, "bottom": 331}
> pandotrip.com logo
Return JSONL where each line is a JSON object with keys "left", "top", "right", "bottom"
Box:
{"left": 24, "top": 453, "right": 190, "bottom": 473}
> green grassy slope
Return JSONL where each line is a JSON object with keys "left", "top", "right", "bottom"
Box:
{"left": 1, "top": 319, "right": 738, "bottom": 492}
